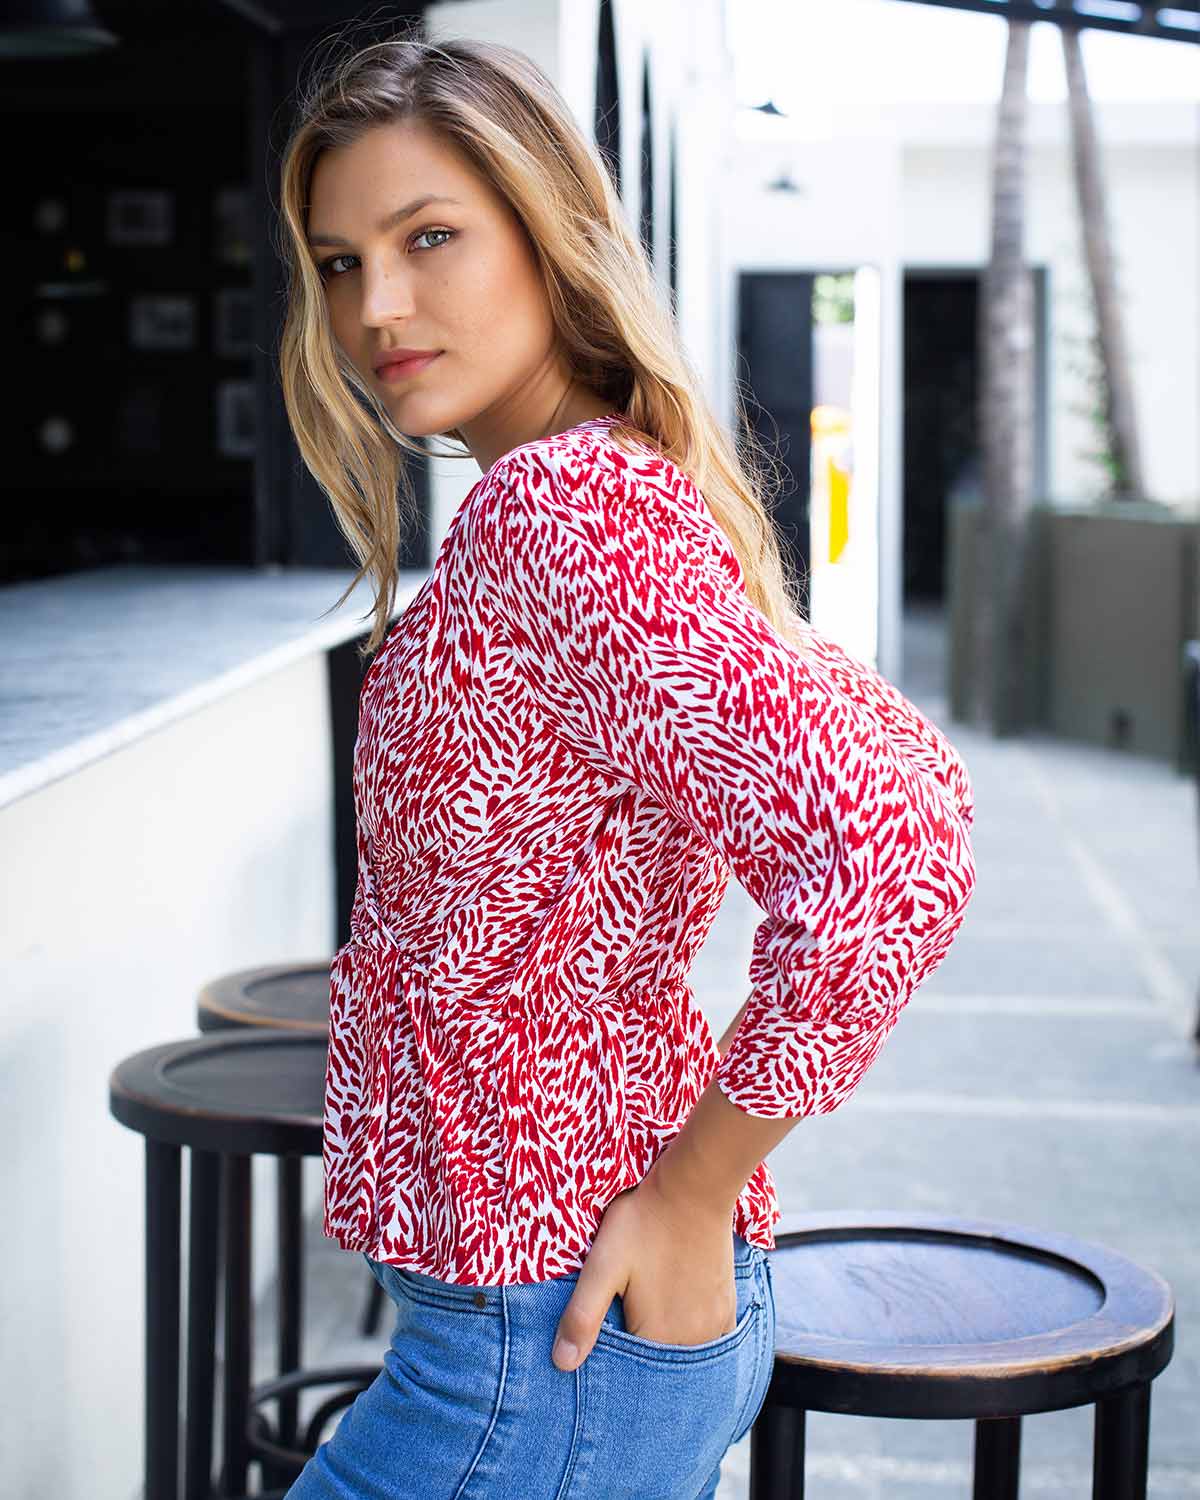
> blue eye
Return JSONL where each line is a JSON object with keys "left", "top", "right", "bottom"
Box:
{"left": 317, "top": 226, "right": 456, "bottom": 280}
{"left": 412, "top": 227, "right": 455, "bottom": 252}
{"left": 318, "top": 253, "right": 357, "bottom": 278}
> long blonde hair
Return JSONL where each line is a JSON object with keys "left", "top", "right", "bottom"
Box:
{"left": 276, "top": 23, "right": 810, "bottom": 661}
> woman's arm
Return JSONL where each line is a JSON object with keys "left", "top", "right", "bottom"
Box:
{"left": 646, "top": 1071, "right": 801, "bottom": 1223}
{"left": 655, "top": 979, "right": 799, "bottom": 1222}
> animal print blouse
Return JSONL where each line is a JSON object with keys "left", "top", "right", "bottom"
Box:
{"left": 321, "top": 412, "right": 976, "bottom": 1285}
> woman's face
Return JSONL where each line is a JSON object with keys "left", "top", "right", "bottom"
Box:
{"left": 306, "top": 118, "right": 571, "bottom": 465}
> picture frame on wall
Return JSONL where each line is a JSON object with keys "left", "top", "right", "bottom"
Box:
{"left": 214, "top": 186, "right": 252, "bottom": 267}
{"left": 129, "top": 295, "right": 196, "bottom": 351}
{"left": 107, "top": 190, "right": 174, "bottom": 247}
{"left": 216, "top": 379, "right": 256, "bottom": 459}
{"left": 214, "top": 288, "right": 253, "bottom": 359}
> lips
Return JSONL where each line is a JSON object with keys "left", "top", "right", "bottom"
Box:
{"left": 375, "top": 350, "right": 443, "bottom": 380}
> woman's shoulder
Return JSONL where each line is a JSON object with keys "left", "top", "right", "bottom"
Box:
{"left": 459, "top": 417, "right": 744, "bottom": 614}
{"left": 486, "top": 416, "right": 711, "bottom": 539}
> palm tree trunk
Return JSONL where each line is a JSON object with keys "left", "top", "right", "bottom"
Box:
{"left": 1061, "top": 25, "right": 1147, "bottom": 499}
{"left": 975, "top": 19, "right": 1036, "bottom": 734}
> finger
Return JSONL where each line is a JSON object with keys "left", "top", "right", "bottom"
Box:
{"left": 552, "top": 1248, "right": 623, "bottom": 1372}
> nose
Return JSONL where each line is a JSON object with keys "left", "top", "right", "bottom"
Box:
{"left": 358, "top": 256, "right": 417, "bottom": 329}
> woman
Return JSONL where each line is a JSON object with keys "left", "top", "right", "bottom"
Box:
{"left": 277, "top": 25, "right": 977, "bottom": 1500}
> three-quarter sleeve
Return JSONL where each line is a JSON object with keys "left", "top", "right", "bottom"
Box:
{"left": 472, "top": 443, "right": 977, "bottom": 1120}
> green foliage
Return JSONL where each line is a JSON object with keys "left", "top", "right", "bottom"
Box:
{"left": 1058, "top": 277, "right": 1132, "bottom": 497}
{"left": 812, "top": 272, "right": 856, "bottom": 326}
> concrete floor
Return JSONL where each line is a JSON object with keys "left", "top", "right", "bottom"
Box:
{"left": 249, "top": 601, "right": 1200, "bottom": 1498}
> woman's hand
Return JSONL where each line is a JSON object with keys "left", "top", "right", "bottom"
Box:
{"left": 550, "top": 1170, "right": 736, "bottom": 1372}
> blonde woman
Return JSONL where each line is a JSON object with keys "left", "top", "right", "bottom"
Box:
{"left": 277, "top": 24, "right": 976, "bottom": 1500}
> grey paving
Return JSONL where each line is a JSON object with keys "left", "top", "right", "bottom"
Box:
{"left": 236, "top": 599, "right": 1200, "bottom": 1497}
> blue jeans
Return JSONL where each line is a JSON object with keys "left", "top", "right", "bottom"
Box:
{"left": 282, "top": 1230, "right": 776, "bottom": 1500}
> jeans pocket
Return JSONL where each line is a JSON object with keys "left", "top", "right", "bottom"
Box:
{"left": 592, "top": 1284, "right": 761, "bottom": 1365}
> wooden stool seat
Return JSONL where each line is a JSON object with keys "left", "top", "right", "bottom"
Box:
{"left": 111, "top": 1030, "right": 325, "bottom": 1150}
{"left": 751, "top": 1210, "right": 1175, "bottom": 1500}
{"left": 197, "top": 959, "right": 333, "bottom": 1033}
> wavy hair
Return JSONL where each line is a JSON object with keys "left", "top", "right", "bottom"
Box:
{"left": 276, "top": 22, "right": 811, "bottom": 661}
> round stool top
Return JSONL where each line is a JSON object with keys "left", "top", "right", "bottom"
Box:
{"left": 768, "top": 1210, "right": 1174, "bottom": 1419}
{"left": 197, "top": 960, "right": 332, "bottom": 1034}
{"left": 109, "top": 1031, "right": 326, "bottom": 1155}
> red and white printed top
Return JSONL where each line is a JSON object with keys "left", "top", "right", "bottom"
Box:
{"left": 321, "top": 412, "right": 977, "bottom": 1285}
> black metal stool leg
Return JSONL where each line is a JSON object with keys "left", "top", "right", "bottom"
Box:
{"left": 184, "top": 1149, "right": 221, "bottom": 1500}
{"left": 1093, "top": 1383, "right": 1151, "bottom": 1500}
{"left": 219, "top": 1153, "right": 253, "bottom": 1499}
{"left": 265, "top": 1154, "right": 304, "bottom": 1492}
{"left": 749, "top": 1402, "right": 805, "bottom": 1500}
{"left": 146, "top": 1137, "right": 182, "bottom": 1500}
{"left": 974, "top": 1415, "right": 1021, "bottom": 1499}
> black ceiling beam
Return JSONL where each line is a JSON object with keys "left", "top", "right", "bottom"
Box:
{"left": 215, "top": 0, "right": 379, "bottom": 34}
{"left": 887, "top": 0, "right": 1198, "bottom": 45}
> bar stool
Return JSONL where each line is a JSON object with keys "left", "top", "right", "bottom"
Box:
{"left": 749, "top": 1210, "right": 1175, "bottom": 1499}
{"left": 196, "top": 961, "right": 389, "bottom": 1358}
{"left": 109, "top": 1030, "right": 381, "bottom": 1500}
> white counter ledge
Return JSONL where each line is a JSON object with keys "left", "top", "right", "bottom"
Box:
{"left": 0, "top": 562, "right": 425, "bottom": 811}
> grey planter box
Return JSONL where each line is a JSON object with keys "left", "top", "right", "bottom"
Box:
{"left": 948, "top": 496, "right": 1199, "bottom": 766}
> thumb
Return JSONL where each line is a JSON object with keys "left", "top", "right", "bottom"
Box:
{"left": 552, "top": 1252, "right": 621, "bottom": 1372}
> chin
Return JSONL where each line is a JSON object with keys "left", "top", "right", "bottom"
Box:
{"left": 395, "top": 405, "right": 476, "bottom": 444}
{"left": 389, "top": 415, "right": 440, "bottom": 440}
{"left": 381, "top": 400, "right": 450, "bottom": 441}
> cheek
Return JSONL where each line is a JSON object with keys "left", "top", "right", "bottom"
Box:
{"left": 452, "top": 249, "right": 553, "bottom": 354}
{"left": 326, "top": 296, "right": 369, "bottom": 373}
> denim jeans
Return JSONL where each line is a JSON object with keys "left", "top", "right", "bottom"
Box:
{"left": 282, "top": 1229, "right": 776, "bottom": 1500}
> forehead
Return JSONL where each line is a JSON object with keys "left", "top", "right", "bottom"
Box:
{"left": 307, "top": 120, "right": 480, "bottom": 224}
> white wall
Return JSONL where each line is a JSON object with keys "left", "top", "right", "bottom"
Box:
{"left": 902, "top": 113, "right": 1199, "bottom": 510}
{"left": 0, "top": 654, "right": 335, "bottom": 1499}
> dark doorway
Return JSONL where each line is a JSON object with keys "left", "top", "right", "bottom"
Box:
{"left": 594, "top": 0, "right": 621, "bottom": 195}
{"left": 902, "top": 266, "right": 1047, "bottom": 604}
{"left": 902, "top": 273, "right": 980, "bottom": 605}
{"left": 639, "top": 54, "right": 654, "bottom": 265}
{"left": 735, "top": 270, "right": 814, "bottom": 613}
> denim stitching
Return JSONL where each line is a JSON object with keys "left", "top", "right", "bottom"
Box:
{"left": 727, "top": 1261, "right": 768, "bottom": 1446}
{"left": 394, "top": 1277, "right": 498, "bottom": 1315}
{"left": 739, "top": 1256, "right": 776, "bottom": 1443}
{"left": 551, "top": 1341, "right": 587, "bottom": 1500}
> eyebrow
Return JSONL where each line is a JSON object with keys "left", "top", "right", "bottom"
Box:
{"left": 306, "top": 194, "right": 462, "bottom": 248}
